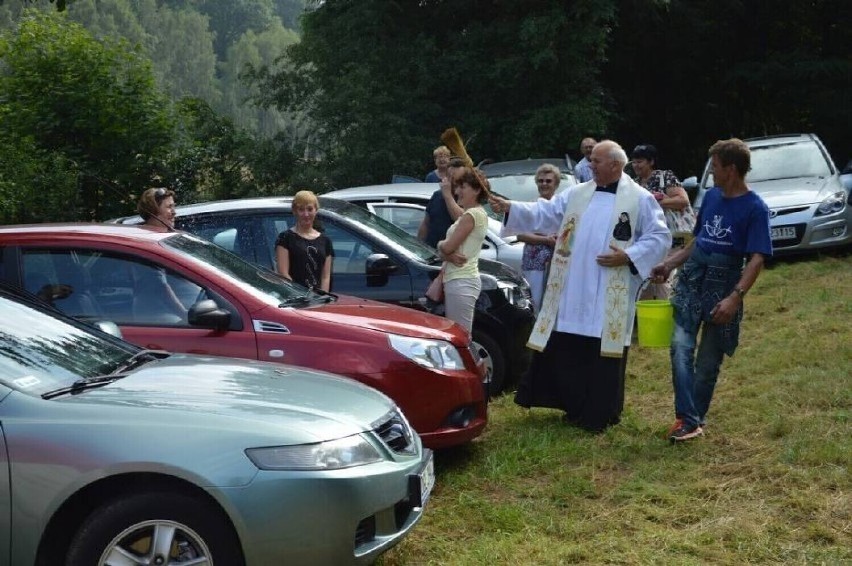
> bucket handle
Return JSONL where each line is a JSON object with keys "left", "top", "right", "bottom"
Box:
{"left": 635, "top": 277, "right": 652, "bottom": 304}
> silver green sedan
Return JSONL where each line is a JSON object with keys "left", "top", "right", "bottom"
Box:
{"left": 0, "top": 286, "right": 434, "bottom": 565}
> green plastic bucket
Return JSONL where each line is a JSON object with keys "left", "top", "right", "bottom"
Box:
{"left": 636, "top": 299, "right": 674, "bottom": 348}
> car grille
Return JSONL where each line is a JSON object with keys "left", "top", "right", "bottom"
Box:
{"left": 771, "top": 205, "right": 809, "bottom": 218}
{"left": 354, "top": 516, "right": 376, "bottom": 546}
{"left": 373, "top": 409, "right": 416, "bottom": 454}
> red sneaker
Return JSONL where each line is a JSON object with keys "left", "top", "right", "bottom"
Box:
{"left": 669, "top": 424, "right": 704, "bottom": 443}
{"left": 666, "top": 418, "right": 683, "bottom": 437}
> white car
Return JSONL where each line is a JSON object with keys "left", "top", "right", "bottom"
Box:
{"left": 323, "top": 183, "right": 525, "bottom": 274}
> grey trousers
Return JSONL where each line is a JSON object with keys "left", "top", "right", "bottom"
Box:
{"left": 443, "top": 277, "right": 481, "bottom": 333}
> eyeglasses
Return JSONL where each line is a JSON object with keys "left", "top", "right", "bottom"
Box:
{"left": 536, "top": 178, "right": 555, "bottom": 184}
{"left": 153, "top": 187, "right": 168, "bottom": 201}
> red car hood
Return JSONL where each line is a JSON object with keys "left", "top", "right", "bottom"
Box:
{"left": 290, "top": 295, "right": 465, "bottom": 344}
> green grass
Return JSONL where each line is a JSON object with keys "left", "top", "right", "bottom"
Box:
{"left": 380, "top": 251, "right": 851, "bottom": 565}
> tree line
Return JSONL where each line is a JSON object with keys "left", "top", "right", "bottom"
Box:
{"left": 254, "top": 0, "right": 851, "bottom": 186}
{"left": 1, "top": 0, "right": 849, "bottom": 224}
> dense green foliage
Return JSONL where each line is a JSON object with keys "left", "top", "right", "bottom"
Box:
{"left": 0, "top": 0, "right": 307, "bottom": 136}
{"left": 0, "top": 0, "right": 850, "bottom": 222}
{"left": 604, "top": 0, "right": 852, "bottom": 176}
{"left": 0, "top": 10, "right": 298, "bottom": 222}
{"left": 254, "top": 0, "right": 851, "bottom": 183}
{"left": 251, "top": 0, "right": 616, "bottom": 186}
{"left": 0, "top": 11, "right": 173, "bottom": 221}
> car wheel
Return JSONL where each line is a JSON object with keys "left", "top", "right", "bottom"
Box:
{"left": 66, "top": 491, "right": 244, "bottom": 566}
{"left": 471, "top": 329, "right": 505, "bottom": 396}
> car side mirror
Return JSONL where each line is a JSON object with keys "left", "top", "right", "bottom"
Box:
{"left": 188, "top": 299, "right": 231, "bottom": 330}
{"left": 682, "top": 176, "right": 698, "bottom": 203}
{"left": 365, "top": 253, "right": 397, "bottom": 287}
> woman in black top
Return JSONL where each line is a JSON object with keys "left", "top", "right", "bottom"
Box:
{"left": 275, "top": 190, "right": 334, "bottom": 291}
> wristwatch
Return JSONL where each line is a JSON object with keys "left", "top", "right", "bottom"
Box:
{"left": 734, "top": 286, "right": 746, "bottom": 298}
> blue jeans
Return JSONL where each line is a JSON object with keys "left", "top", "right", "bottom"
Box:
{"left": 670, "top": 318, "right": 726, "bottom": 428}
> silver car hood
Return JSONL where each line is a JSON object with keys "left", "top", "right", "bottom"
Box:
{"left": 59, "top": 354, "right": 395, "bottom": 443}
{"left": 749, "top": 176, "right": 843, "bottom": 207}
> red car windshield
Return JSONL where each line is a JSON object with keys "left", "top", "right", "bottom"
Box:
{"left": 162, "top": 233, "right": 310, "bottom": 304}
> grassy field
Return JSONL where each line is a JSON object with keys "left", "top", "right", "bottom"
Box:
{"left": 380, "top": 250, "right": 851, "bottom": 565}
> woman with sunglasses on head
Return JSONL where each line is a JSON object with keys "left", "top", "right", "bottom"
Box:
{"left": 435, "top": 167, "right": 490, "bottom": 333}
{"left": 134, "top": 187, "right": 187, "bottom": 322}
{"left": 137, "top": 187, "right": 177, "bottom": 232}
{"left": 516, "top": 163, "right": 561, "bottom": 315}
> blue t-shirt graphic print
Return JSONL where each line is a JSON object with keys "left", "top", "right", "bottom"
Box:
{"left": 694, "top": 188, "right": 772, "bottom": 257}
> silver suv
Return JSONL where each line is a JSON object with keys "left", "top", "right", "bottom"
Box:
{"left": 687, "top": 134, "right": 851, "bottom": 255}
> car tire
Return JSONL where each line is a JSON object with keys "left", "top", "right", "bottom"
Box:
{"left": 65, "top": 491, "right": 244, "bottom": 566}
{"left": 471, "top": 329, "right": 505, "bottom": 397}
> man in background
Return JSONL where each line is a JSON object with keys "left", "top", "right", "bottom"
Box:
{"left": 424, "top": 145, "right": 451, "bottom": 183}
{"left": 573, "top": 137, "right": 597, "bottom": 183}
{"left": 418, "top": 156, "right": 465, "bottom": 248}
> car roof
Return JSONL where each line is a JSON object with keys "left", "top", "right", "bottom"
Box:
{"left": 743, "top": 133, "right": 817, "bottom": 147}
{"left": 479, "top": 158, "right": 574, "bottom": 177}
{"left": 110, "top": 196, "right": 364, "bottom": 222}
{"left": 323, "top": 183, "right": 437, "bottom": 200}
{"left": 0, "top": 223, "right": 173, "bottom": 243}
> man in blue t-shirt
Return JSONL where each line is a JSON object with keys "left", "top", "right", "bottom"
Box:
{"left": 652, "top": 138, "right": 772, "bottom": 443}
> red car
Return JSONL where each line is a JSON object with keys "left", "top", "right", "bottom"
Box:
{"left": 0, "top": 224, "right": 486, "bottom": 448}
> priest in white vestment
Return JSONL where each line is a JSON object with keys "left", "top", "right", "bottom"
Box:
{"left": 491, "top": 141, "right": 671, "bottom": 431}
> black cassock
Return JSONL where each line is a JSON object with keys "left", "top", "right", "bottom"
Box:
{"left": 514, "top": 332, "right": 629, "bottom": 432}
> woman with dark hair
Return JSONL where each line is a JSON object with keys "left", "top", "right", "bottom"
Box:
{"left": 137, "top": 187, "right": 177, "bottom": 232}
{"left": 631, "top": 144, "right": 696, "bottom": 299}
{"left": 436, "top": 167, "right": 490, "bottom": 333}
{"left": 134, "top": 187, "right": 186, "bottom": 321}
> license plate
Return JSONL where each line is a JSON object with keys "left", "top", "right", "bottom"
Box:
{"left": 771, "top": 226, "right": 796, "bottom": 241}
{"left": 408, "top": 449, "right": 435, "bottom": 508}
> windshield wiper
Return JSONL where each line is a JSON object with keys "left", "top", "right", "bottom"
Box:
{"left": 280, "top": 288, "right": 339, "bottom": 307}
{"left": 40, "top": 349, "right": 170, "bottom": 400}
{"left": 41, "top": 374, "right": 129, "bottom": 400}
{"left": 309, "top": 289, "right": 338, "bottom": 303}
{"left": 109, "top": 349, "right": 171, "bottom": 375}
{"left": 279, "top": 295, "right": 313, "bottom": 307}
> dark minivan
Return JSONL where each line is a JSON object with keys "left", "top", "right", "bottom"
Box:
{"left": 117, "top": 197, "right": 534, "bottom": 392}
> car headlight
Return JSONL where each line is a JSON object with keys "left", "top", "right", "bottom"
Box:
{"left": 246, "top": 435, "right": 383, "bottom": 470}
{"left": 389, "top": 334, "right": 465, "bottom": 370}
{"left": 816, "top": 191, "right": 846, "bottom": 216}
{"left": 498, "top": 280, "right": 532, "bottom": 310}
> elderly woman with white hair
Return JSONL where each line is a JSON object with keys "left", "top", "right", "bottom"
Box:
{"left": 516, "top": 163, "right": 561, "bottom": 314}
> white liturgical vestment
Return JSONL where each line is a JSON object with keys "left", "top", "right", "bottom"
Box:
{"left": 503, "top": 177, "right": 671, "bottom": 346}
